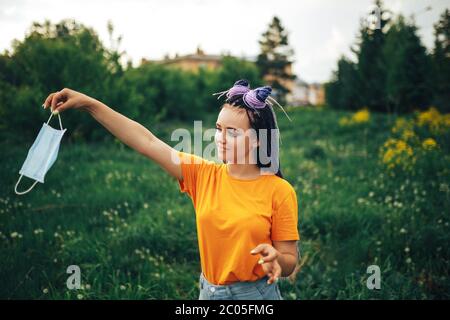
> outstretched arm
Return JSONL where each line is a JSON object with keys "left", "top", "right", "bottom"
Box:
{"left": 44, "top": 88, "right": 182, "bottom": 180}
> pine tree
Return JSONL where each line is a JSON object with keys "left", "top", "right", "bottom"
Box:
{"left": 353, "top": 0, "right": 392, "bottom": 112}
{"left": 432, "top": 9, "right": 450, "bottom": 112}
{"left": 383, "top": 15, "right": 432, "bottom": 113}
{"left": 325, "top": 56, "right": 359, "bottom": 110}
{"left": 256, "top": 16, "right": 296, "bottom": 104}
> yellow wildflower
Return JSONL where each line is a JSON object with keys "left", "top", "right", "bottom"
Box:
{"left": 352, "top": 108, "right": 370, "bottom": 123}
{"left": 417, "top": 107, "right": 440, "bottom": 127}
{"left": 401, "top": 129, "right": 415, "bottom": 141}
{"left": 392, "top": 118, "right": 413, "bottom": 134}
{"left": 422, "top": 138, "right": 437, "bottom": 150}
{"left": 339, "top": 108, "right": 370, "bottom": 127}
{"left": 379, "top": 138, "right": 415, "bottom": 171}
{"left": 382, "top": 149, "right": 395, "bottom": 163}
{"left": 416, "top": 107, "right": 450, "bottom": 134}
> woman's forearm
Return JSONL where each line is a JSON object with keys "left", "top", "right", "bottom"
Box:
{"left": 277, "top": 252, "right": 297, "bottom": 277}
{"left": 85, "top": 98, "right": 156, "bottom": 154}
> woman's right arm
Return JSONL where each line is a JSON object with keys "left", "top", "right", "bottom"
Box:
{"left": 43, "top": 88, "right": 182, "bottom": 181}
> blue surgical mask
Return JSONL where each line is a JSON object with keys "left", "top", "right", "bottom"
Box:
{"left": 14, "top": 111, "right": 67, "bottom": 195}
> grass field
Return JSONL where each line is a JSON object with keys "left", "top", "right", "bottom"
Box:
{"left": 1, "top": 106, "right": 449, "bottom": 299}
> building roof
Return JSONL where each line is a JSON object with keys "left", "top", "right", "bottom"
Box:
{"left": 141, "top": 46, "right": 258, "bottom": 66}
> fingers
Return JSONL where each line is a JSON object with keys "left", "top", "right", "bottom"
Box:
{"left": 273, "top": 264, "right": 282, "bottom": 282}
{"left": 260, "top": 258, "right": 281, "bottom": 284}
{"left": 259, "top": 250, "right": 278, "bottom": 263}
{"left": 51, "top": 90, "right": 66, "bottom": 111}
{"left": 43, "top": 89, "right": 71, "bottom": 114}
{"left": 251, "top": 244, "right": 278, "bottom": 263}
{"left": 250, "top": 243, "right": 268, "bottom": 255}
{"left": 251, "top": 244, "right": 282, "bottom": 284}
{"left": 43, "top": 92, "right": 57, "bottom": 109}
{"left": 53, "top": 101, "right": 71, "bottom": 114}
{"left": 43, "top": 91, "right": 64, "bottom": 110}
{"left": 267, "top": 263, "right": 282, "bottom": 284}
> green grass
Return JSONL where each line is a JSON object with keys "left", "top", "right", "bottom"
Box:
{"left": 0, "top": 106, "right": 449, "bottom": 299}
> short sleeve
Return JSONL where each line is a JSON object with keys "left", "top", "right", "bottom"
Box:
{"left": 271, "top": 186, "right": 300, "bottom": 241}
{"left": 176, "top": 151, "right": 210, "bottom": 203}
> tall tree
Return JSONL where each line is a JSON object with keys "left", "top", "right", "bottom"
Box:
{"left": 256, "top": 16, "right": 296, "bottom": 105}
{"left": 383, "top": 15, "right": 432, "bottom": 113}
{"left": 0, "top": 19, "right": 126, "bottom": 142}
{"left": 325, "top": 56, "right": 359, "bottom": 110}
{"left": 432, "top": 9, "right": 450, "bottom": 112}
{"left": 353, "top": 0, "right": 392, "bottom": 112}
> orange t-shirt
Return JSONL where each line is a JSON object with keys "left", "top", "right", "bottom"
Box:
{"left": 176, "top": 151, "right": 300, "bottom": 285}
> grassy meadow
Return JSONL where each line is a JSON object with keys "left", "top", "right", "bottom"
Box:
{"left": 0, "top": 106, "right": 449, "bottom": 299}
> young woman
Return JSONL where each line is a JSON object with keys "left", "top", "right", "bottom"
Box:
{"left": 43, "top": 79, "right": 300, "bottom": 300}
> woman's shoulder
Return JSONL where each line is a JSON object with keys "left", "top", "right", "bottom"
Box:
{"left": 177, "top": 151, "right": 222, "bottom": 171}
{"left": 177, "top": 151, "right": 217, "bottom": 165}
{"left": 266, "top": 175, "right": 297, "bottom": 202}
{"left": 267, "top": 174, "right": 295, "bottom": 190}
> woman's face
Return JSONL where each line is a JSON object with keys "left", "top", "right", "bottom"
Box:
{"left": 215, "top": 105, "right": 258, "bottom": 164}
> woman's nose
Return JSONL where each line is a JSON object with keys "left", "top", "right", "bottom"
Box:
{"left": 216, "top": 131, "right": 226, "bottom": 144}
{"left": 217, "top": 138, "right": 226, "bottom": 148}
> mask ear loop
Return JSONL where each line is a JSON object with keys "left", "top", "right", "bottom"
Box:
{"left": 14, "top": 111, "right": 64, "bottom": 195}
{"left": 46, "top": 111, "right": 64, "bottom": 130}
{"left": 14, "top": 175, "right": 39, "bottom": 195}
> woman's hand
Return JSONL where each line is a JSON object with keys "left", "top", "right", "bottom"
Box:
{"left": 43, "top": 88, "right": 94, "bottom": 114}
{"left": 250, "top": 243, "right": 282, "bottom": 284}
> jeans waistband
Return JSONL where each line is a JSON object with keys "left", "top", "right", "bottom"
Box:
{"left": 199, "top": 272, "right": 269, "bottom": 290}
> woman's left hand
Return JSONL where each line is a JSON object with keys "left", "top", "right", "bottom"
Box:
{"left": 250, "top": 244, "right": 282, "bottom": 284}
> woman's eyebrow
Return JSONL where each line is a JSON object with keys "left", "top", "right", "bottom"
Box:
{"left": 216, "top": 123, "right": 237, "bottom": 130}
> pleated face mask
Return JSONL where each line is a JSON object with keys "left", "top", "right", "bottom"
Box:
{"left": 14, "top": 111, "right": 67, "bottom": 195}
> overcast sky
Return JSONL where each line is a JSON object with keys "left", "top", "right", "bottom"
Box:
{"left": 0, "top": 0, "right": 448, "bottom": 83}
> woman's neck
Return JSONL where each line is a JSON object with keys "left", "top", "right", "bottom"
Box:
{"left": 226, "top": 163, "right": 262, "bottom": 180}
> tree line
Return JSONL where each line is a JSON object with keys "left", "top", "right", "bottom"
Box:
{"left": 0, "top": 16, "right": 295, "bottom": 143}
{"left": 325, "top": 1, "right": 449, "bottom": 114}
{"left": 0, "top": 20, "right": 264, "bottom": 143}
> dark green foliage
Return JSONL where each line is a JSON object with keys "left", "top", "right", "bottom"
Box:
{"left": 431, "top": 9, "right": 450, "bottom": 112}
{"left": 384, "top": 16, "right": 432, "bottom": 113}
{"left": 0, "top": 20, "right": 263, "bottom": 143}
{"left": 326, "top": 1, "right": 448, "bottom": 114}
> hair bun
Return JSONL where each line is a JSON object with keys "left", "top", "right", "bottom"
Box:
{"left": 233, "top": 79, "right": 250, "bottom": 88}
{"left": 255, "top": 86, "right": 272, "bottom": 102}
